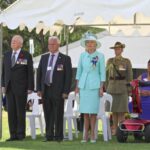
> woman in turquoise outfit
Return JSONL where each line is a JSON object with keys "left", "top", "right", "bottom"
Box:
{"left": 75, "top": 32, "right": 106, "bottom": 143}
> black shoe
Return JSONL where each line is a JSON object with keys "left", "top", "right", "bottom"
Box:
{"left": 17, "top": 137, "right": 24, "bottom": 141}
{"left": 6, "top": 137, "right": 18, "bottom": 142}
{"left": 42, "top": 138, "right": 53, "bottom": 142}
{"left": 55, "top": 138, "right": 63, "bottom": 142}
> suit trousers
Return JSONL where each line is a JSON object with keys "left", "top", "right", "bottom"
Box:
{"left": 43, "top": 85, "right": 64, "bottom": 140}
{"left": 6, "top": 83, "right": 27, "bottom": 139}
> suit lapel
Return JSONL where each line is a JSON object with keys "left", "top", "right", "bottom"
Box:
{"left": 12, "top": 50, "right": 24, "bottom": 69}
{"left": 54, "top": 53, "right": 63, "bottom": 73}
{"left": 7, "top": 51, "right": 12, "bottom": 70}
{"left": 43, "top": 53, "right": 50, "bottom": 75}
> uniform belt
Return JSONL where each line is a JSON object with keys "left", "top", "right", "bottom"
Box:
{"left": 110, "top": 77, "right": 125, "bottom": 80}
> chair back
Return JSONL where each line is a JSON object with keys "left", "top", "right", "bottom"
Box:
{"left": 73, "top": 93, "right": 80, "bottom": 117}
{"left": 64, "top": 92, "right": 75, "bottom": 117}
{"left": 98, "top": 93, "right": 113, "bottom": 116}
{"left": 27, "top": 92, "right": 42, "bottom": 115}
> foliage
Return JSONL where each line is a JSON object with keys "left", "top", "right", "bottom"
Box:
{"left": 2, "top": 25, "right": 105, "bottom": 56}
{"left": 0, "top": 0, "right": 16, "bottom": 9}
{"left": 0, "top": 0, "right": 105, "bottom": 57}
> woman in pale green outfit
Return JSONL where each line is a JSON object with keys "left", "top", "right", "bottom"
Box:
{"left": 75, "top": 32, "right": 106, "bottom": 143}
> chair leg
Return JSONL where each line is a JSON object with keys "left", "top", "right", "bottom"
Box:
{"left": 73, "top": 118, "right": 78, "bottom": 138}
{"left": 67, "top": 117, "right": 73, "bottom": 140}
{"left": 38, "top": 116, "right": 44, "bottom": 136}
{"left": 94, "top": 120, "right": 98, "bottom": 140}
{"left": 63, "top": 118, "right": 67, "bottom": 139}
{"left": 28, "top": 116, "right": 36, "bottom": 139}
{"left": 102, "top": 116, "right": 108, "bottom": 141}
{"left": 107, "top": 117, "right": 112, "bottom": 140}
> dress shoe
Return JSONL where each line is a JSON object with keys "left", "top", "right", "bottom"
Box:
{"left": 90, "top": 139, "right": 96, "bottom": 143}
{"left": 6, "top": 137, "right": 18, "bottom": 142}
{"left": 55, "top": 138, "right": 63, "bottom": 142}
{"left": 17, "top": 137, "right": 24, "bottom": 141}
{"left": 80, "top": 139, "right": 88, "bottom": 143}
{"left": 57, "top": 139, "right": 62, "bottom": 142}
{"left": 42, "top": 138, "right": 53, "bottom": 142}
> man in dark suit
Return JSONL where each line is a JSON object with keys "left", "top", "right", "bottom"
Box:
{"left": 1, "top": 35, "right": 34, "bottom": 141}
{"left": 37, "top": 36, "right": 72, "bottom": 142}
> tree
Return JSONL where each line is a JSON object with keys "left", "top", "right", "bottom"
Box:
{"left": 0, "top": 0, "right": 16, "bottom": 9}
{"left": 0, "top": 0, "right": 105, "bottom": 56}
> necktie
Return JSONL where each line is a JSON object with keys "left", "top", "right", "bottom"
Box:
{"left": 11, "top": 52, "right": 17, "bottom": 67}
{"left": 45, "top": 54, "right": 55, "bottom": 85}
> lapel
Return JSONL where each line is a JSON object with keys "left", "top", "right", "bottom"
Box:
{"left": 7, "top": 51, "right": 12, "bottom": 70}
{"left": 12, "top": 50, "right": 24, "bottom": 69}
{"left": 54, "top": 52, "right": 63, "bottom": 73}
{"left": 43, "top": 53, "right": 50, "bottom": 75}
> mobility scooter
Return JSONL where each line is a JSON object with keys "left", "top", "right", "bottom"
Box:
{"left": 116, "top": 80, "right": 150, "bottom": 142}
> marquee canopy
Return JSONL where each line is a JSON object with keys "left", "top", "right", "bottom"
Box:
{"left": 1, "top": 0, "right": 150, "bottom": 35}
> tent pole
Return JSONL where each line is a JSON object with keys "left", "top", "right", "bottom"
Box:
{"left": 66, "top": 25, "right": 69, "bottom": 55}
{"left": 0, "top": 23, "right": 3, "bottom": 139}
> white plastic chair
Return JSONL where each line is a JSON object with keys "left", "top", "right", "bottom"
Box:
{"left": 26, "top": 92, "right": 44, "bottom": 139}
{"left": 95, "top": 93, "right": 113, "bottom": 141}
{"left": 63, "top": 92, "right": 79, "bottom": 140}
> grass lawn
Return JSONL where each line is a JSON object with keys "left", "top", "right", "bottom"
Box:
{"left": 0, "top": 111, "right": 150, "bottom": 150}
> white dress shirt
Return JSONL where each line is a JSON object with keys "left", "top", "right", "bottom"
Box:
{"left": 12, "top": 49, "right": 21, "bottom": 62}
{"left": 47, "top": 51, "right": 59, "bottom": 83}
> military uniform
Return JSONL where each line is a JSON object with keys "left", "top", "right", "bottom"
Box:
{"left": 106, "top": 56, "right": 133, "bottom": 112}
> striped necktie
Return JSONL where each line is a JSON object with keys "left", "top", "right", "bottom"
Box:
{"left": 11, "top": 52, "right": 17, "bottom": 67}
{"left": 45, "top": 54, "right": 55, "bottom": 85}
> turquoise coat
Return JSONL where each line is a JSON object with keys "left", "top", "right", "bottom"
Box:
{"left": 76, "top": 51, "right": 106, "bottom": 89}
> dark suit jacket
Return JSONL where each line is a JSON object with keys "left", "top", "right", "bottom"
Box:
{"left": 37, "top": 52, "right": 72, "bottom": 97}
{"left": 1, "top": 50, "right": 34, "bottom": 93}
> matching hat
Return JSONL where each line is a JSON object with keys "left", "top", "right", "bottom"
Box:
{"left": 80, "top": 31, "right": 101, "bottom": 48}
{"left": 110, "top": 41, "right": 125, "bottom": 49}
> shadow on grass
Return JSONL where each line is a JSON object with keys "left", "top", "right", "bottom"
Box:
{"left": 0, "top": 133, "right": 114, "bottom": 150}
{"left": 0, "top": 132, "right": 150, "bottom": 150}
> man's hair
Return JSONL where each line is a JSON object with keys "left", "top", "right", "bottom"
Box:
{"left": 48, "top": 36, "right": 60, "bottom": 44}
{"left": 148, "top": 59, "right": 150, "bottom": 64}
{"left": 12, "top": 35, "right": 24, "bottom": 44}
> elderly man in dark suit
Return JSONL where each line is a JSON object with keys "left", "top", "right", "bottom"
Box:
{"left": 37, "top": 36, "right": 72, "bottom": 142}
{"left": 1, "top": 35, "right": 34, "bottom": 141}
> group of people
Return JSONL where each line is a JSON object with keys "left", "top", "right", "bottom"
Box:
{"left": 1, "top": 32, "right": 150, "bottom": 143}
{"left": 75, "top": 32, "right": 133, "bottom": 142}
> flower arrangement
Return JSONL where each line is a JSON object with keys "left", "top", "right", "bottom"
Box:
{"left": 91, "top": 56, "right": 99, "bottom": 68}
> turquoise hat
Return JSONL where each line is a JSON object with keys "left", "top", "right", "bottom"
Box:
{"left": 80, "top": 31, "right": 101, "bottom": 48}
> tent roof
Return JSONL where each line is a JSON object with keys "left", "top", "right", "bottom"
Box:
{"left": 1, "top": 0, "right": 150, "bottom": 35}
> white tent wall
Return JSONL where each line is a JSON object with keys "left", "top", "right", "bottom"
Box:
{"left": 33, "top": 31, "right": 150, "bottom": 69}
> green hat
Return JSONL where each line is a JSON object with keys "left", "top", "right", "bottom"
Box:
{"left": 80, "top": 31, "right": 101, "bottom": 48}
{"left": 110, "top": 41, "right": 125, "bottom": 49}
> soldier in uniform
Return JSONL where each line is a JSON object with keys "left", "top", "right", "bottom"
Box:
{"left": 106, "top": 42, "right": 133, "bottom": 135}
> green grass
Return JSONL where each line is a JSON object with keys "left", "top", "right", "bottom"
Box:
{"left": 0, "top": 111, "right": 150, "bottom": 150}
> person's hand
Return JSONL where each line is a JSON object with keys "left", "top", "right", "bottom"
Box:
{"left": 62, "top": 93, "right": 68, "bottom": 99}
{"left": 99, "top": 87, "right": 103, "bottom": 97}
{"left": 27, "top": 90, "right": 32, "bottom": 94}
{"left": 37, "top": 91, "right": 42, "bottom": 97}
{"left": 75, "top": 87, "right": 79, "bottom": 95}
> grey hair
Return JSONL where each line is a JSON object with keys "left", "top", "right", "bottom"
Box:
{"left": 12, "top": 35, "right": 24, "bottom": 44}
{"left": 48, "top": 36, "right": 60, "bottom": 44}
